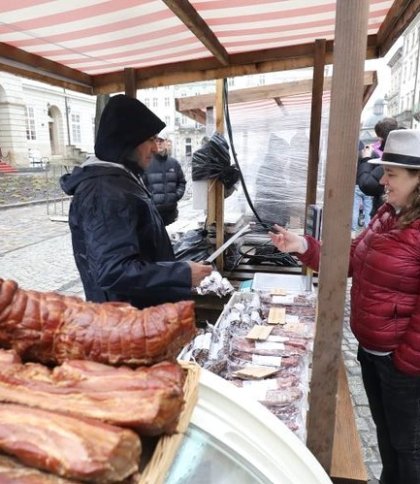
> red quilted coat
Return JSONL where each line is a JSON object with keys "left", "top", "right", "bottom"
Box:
{"left": 300, "top": 204, "right": 420, "bottom": 375}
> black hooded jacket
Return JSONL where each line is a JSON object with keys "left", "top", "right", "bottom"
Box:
{"left": 60, "top": 95, "right": 192, "bottom": 309}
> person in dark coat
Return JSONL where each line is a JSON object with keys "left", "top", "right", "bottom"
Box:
{"left": 270, "top": 129, "right": 420, "bottom": 484}
{"left": 60, "top": 94, "right": 211, "bottom": 309}
{"left": 143, "top": 130, "right": 186, "bottom": 226}
{"left": 357, "top": 117, "right": 398, "bottom": 217}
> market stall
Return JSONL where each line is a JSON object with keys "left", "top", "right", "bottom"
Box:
{"left": 1, "top": 1, "right": 420, "bottom": 482}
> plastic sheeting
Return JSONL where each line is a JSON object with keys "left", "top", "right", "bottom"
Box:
{"left": 222, "top": 87, "right": 331, "bottom": 230}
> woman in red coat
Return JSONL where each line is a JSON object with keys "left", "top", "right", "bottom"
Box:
{"left": 270, "top": 129, "right": 420, "bottom": 484}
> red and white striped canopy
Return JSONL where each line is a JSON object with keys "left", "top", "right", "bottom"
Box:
{"left": 0, "top": 0, "right": 415, "bottom": 94}
{"left": 0, "top": 0, "right": 393, "bottom": 75}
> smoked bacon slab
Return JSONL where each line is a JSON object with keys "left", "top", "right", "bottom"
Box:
{"left": 0, "top": 278, "right": 196, "bottom": 366}
{"left": 0, "top": 454, "right": 76, "bottom": 483}
{"left": 0, "top": 403, "right": 140, "bottom": 482}
{"left": 0, "top": 351, "right": 185, "bottom": 436}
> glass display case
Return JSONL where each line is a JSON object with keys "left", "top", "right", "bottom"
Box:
{"left": 166, "top": 369, "right": 332, "bottom": 484}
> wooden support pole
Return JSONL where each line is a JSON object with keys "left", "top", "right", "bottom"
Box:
{"left": 212, "top": 79, "right": 225, "bottom": 272}
{"left": 306, "top": 0, "right": 369, "bottom": 472}
{"left": 206, "top": 81, "right": 225, "bottom": 271}
{"left": 124, "top": 68, "right": 137, "bottom": 98}
{"left": 305, "top": 39, "right": 326, "bottom": 211}
{"left": 302, "top": 39, "right": 326, "bottom": 276}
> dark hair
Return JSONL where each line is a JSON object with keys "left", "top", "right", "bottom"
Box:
{"left": 397, "top": 169, "right": 420, "bottom": 228}
{"left": 374, "top": 117, "right": 398, "bottom": 140}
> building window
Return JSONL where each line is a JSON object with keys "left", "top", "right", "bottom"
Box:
{"left": 165, "top": 116, "right": 170, "bottom": 125}
{"left": 25, "top": 106, "right": 36, "bottom": 140}
{"left": 153, "top": 98, "right": 158, "bottom": 108}
{"left": 144, "top": 98, "right": 150, "bottom": 107}
{"left": 164, "top": 97, "right": 170, "bottom": 107}
{"left": 228, "top": 78, "right": 235, "bottom": 87}
{"left": 71, "top": 113, "right": 81, "bottom": 144}
{"left": 185, "top": 137, "right": 192, "bottom": 159}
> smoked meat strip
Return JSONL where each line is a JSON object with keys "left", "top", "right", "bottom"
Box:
{"left": 0, "top": 278, "right": 196, "bottom": 366}
{"left": 0, "top": 352, "right": 185, "bottom": 436}
{"left": 0, "top": 403, "right": 141, "bottom": 482}
{"left": 0, "top": 454, "right": 77, "bottom": 483}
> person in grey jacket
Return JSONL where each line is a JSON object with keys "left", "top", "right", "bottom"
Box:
{"left": 60, "top": 94, "right": 211, "bottom": 309}
{"left": 143, "top": 130, "right": 186, "bottom": 226}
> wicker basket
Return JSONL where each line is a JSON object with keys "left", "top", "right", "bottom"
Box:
{"left": 135, "top": 361, "right": 200, "bottom": 484}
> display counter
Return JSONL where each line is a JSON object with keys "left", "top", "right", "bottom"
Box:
{"left": 190, "top": 272, "right": 368, "bottom": 484}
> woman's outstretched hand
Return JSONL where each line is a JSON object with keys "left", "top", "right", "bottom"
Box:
{"left": 269, "top": 224, "right": 307, "bottom": 254}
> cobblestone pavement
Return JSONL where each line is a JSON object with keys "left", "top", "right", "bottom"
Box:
{"left": 0, "top": 201, "right": 381, "bottom": 482}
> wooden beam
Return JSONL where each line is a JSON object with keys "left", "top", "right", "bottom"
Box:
{"left": 162, "top": 0, "right": 229, "bottom": 66}
{"left": 0, "top": 42, "right": 93, "bottom": 93}
{"left": 124, "top": 68, "right": 137, "bottom": 98}
{"left": 178, "top": 78, "right": 320, "bottom": 111}
{"left": 176, "top": 71, "right": 376, "bottom": 121}
{"left": 274, "top": 97, "right": 284, "bottom": 107}
{"left": 214, "top": 79, "right": 225, "bottom": 272}
{"left": 183, "top": 108, "right": 206, "bottom": 125}
{"left": 377, "top": 0, "right": 420, "bottom": 57}
{"left": 306, "top": 0, "right": 369, "bottom": 472}
{"left": 92, "top": 37, "right": 378, "bottom": 94}
{"left": 305, "top": 39, "right": 326, "bottom": 211}
{"left": 362, "top": 71, "right": 378, "bottom": 107}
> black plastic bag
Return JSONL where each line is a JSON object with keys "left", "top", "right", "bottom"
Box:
{"left": 192, "top": 132, "right": 239, "bottom": 195}
{"left": 173, "top": 229, "right": 212, "bottom": 262}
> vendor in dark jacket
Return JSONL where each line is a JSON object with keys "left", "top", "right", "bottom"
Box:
{"left": 60, "top": 94, "right": 211, "bottom": 309}
{"left": 143, "top": 130, "right": 186, "bottom": 226}
{"left": 270, "top": 129, "right": 420, "bottom": 484}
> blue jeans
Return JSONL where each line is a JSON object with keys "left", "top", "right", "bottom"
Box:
{"left": 352, "top": 186, "right": 373, "bottom": 231}
{"left": 357, "top": 347, "right": 420, "bottom": 484}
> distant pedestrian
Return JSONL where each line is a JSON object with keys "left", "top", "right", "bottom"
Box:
{"left": 143, "top": 129, "right": 186, "bottom": 226}
{"left": 357, "top": 117, "right": 398, "bottom": 217}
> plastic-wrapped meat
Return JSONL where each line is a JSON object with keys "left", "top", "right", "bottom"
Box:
{"left": 203, "top": 357, "right": 227, "bottom": 377}
{"left": 230, "top": 336, "right": 306, "bottom": 356}
{"left": 270, "top": 323, "right": 314, "bottom": 341}
{"left": 0, "top": 403, "right": 140, "bottom": 482}
{"left": 227, "top": 353, "right": 303, "bottom": 376}
{"left": 196, "top": 271, "right": 234, "bottom": 297}
{"left": 230, "top": 373, "right": 300, "bottom": 390}
{"left": 264, "top": 403, "right": 302, "bottom": 433}
{"left": 260, "top": 387, "right": 303, "bottom": 406}
{"left": 0, "top": 278, "right": 195, "bottom": 367}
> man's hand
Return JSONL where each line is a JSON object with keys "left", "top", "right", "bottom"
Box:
{"left": 188, "top": 262, "right": 213, "bottom": 287}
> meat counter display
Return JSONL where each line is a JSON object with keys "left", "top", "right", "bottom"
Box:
{"left": 0, "top": 276, "right": 330, "bottom": 483}
{"left": 179, "top": 273, "right": 317, "bottom": 442}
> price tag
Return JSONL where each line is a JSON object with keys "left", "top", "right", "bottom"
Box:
{"left": 270, "top": 288, "right": 288, "bottom": 296}
{"left": 246, "top": 325, "right": 273, "bottom": 341}
{"left": 233, "top": 366, "right": 278, "bottom": 380}
{"left": 268, "top": 307, "right": 286, "bottom": 325}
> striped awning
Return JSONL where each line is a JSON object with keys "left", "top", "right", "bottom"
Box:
{"left": 0, "top": 1, "right": 417, "bottom": 93}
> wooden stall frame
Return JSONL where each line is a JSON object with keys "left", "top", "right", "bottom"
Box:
{"left": 2, "top": 2, "right": 420, "bottom": 482}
